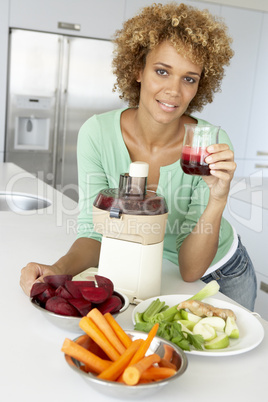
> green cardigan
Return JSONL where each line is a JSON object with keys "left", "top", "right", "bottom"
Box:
{"left": 76, "top": 108, "right": 234, "bottom": 268}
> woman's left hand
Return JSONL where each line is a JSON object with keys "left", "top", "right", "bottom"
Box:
{"left": 202, "top": 143, "right": 236, "bottom": 201}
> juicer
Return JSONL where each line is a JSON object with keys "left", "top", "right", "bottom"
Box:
{"left": 92, "top": 162, "right": 168, "bottom": 303}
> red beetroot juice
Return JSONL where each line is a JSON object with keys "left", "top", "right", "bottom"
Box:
{"left": 180, "top": 146, "right": 210, "bottom": 176}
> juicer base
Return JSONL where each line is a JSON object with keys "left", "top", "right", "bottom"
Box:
{"left": 98, "top": 236, "right": 164, "bottom": 303}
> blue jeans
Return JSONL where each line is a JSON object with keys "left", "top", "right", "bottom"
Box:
{"left": 201, "top": 236, "right": 257, "bottom": 311}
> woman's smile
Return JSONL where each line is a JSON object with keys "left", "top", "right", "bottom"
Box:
{"left": 156, "top": 99, "right": 179, "bottom": 111}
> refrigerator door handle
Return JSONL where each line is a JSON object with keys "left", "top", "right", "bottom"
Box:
{"left": 52, "top": 36, "right": 64, "bottom": 188}
{"left": 59, "top": 37, "right": 71, "bottom": 189}
{"left": 58, "top": 22, "right": 81, "bottom": 31}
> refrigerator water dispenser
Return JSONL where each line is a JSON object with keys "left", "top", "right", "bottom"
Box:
{"left": 14, "top": 116, "right": 50, "bottom": 150}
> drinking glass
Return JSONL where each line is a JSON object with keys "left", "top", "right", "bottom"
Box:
{"left": 180, "top": 124, "right": 220, "bottom": 176}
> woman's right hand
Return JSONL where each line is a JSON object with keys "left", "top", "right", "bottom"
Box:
{"left": 20, "top": 238, "right": 101, "bottom": 296}
{"left": 20, "top": 262, "right": 62, "bottom": 296}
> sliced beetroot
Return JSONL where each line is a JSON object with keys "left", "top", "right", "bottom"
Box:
{"left": 34, "top": 287, "right": 56, "bottom": 304}
{"left": 31, "top": 274, "right": 119, "bottom": 318}
{"left": 55, "top": 285, "right": 73, "bottom": 299}
{"left": 68, "top": 298, "right": 92, "bottom": 317}
{"left": 65, "top": 280, "right": 95, "bottom": 298}
{"left": 95, "top": 275, "right": 114, "bottom": 298}
{"left": 97, "top": 295, "right": 123, "bottom": 314}
{"left": 30, "top": 282, "right": 52, "bottom": 298}
{"left": 45, "top": 296, "right": 80, "bottom": 316}
{"left": 43, "top": 274, "right": 73, "bottom": 289}
{"left": 81, "top": 286, "right": 109, "bottom": 304}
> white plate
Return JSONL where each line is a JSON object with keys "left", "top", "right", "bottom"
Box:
{"left": 132, "top": 295, "right": 264, "bottom": 356}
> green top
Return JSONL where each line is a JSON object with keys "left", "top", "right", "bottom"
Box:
{"left": 77, "top": 108, "right": 234, "bottom": 268}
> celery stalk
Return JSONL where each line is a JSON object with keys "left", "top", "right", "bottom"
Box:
{"left": 150, "top": 304, "right": 179, "bottom": 323}
{"left": 142, "top": 298, "right": 166, "bottom": 322}
{"left": 187, "top": 280, "right": 220, "bottom": 301}
{"left": 134, "top": 312, "right": 145, "bottom": 324}
{"left": 134, "top": 281, "right": 220, "bottom": 326}
{"left": 149, "top": 281, "right": 220, "bottom": 323}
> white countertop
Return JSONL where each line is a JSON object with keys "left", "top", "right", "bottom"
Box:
{"left": 0, "top": 163, "right": 267, "bottom": 402}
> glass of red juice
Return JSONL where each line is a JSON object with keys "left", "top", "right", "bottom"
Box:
{"left": 180, "top": 124, "right": 220, "bottom": 176}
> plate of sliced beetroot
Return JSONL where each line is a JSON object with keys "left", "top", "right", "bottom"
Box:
{"left": 30, "top": 274, "right": 129, "bottom": 332}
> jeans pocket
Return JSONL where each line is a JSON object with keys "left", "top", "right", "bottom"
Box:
{"left": 218, "top": 248, "right": 248, "bottom": 279}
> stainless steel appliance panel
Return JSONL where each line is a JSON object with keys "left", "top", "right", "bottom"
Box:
{"left": 5, "top": 29, "right": 125, "bottom": 201}
{"left": 5, "top": 29, "right": 61, "bottom": 185}
{"left": 56, "top": 36, "right": 124, "bottom": 200}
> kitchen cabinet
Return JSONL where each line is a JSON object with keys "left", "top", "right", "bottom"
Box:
{"left": 243, "top": 159, "right": 268, "bottom": 177}
{"left": 224, "top": 188, "right": 267, "bottom": 277}
{"left": 196, "top": 6, "right": 268, "bottom": 178}
{"left": 245, "top": 12, "right": 268, "bottom": 164}
{"left": 234, "top": 159, "right": 245, "bottom": 177}
{"left": 9, "top": 0, "right": 125, "bottom": 40}
{"left": 223, "top": 188, "right": 268, "bottom": 320}
{"left": 195, "top": 6, "right": 263, "bottom": 160}
{"left": 255, "top": 271, "right": 268, "bottom": 321}
{"left": 216, "top": 6, "right": 262, "bottom": 161}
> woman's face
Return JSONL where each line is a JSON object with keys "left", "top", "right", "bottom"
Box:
{"left": 137, "top": 41, "right": 202, "bottom": 125}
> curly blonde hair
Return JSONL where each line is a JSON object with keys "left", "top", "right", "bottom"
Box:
{"left": 112, "top": 2, "right": 234, "bottom": 113}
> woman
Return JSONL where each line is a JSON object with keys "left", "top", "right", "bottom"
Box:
{"left": 20, "top": 3, "right": 257, "bottom": 310}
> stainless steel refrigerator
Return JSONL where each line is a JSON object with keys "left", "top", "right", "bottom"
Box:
{"left": 5, "top": 29, "right": 125, "bottom": 201}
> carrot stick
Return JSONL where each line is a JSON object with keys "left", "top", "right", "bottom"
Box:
{"left": 128, "top": 323, "right": 159, "bottom": 365}
{"left": 116, "top": 340, "right": 146, "bottom": 383}
{"left": 74, "top": 334, "right": 94, "bottom": 351}
{"left": 116, "top": 323, "right": 159, "bottom": 382}
{"left": 163, "top": 344, "right": 174, "bottom": 361}
{"left": 87, "top": 308, "right": 126, "bottom": 354}
{"left": 97, "top": 339, "right": 143, "bottom": 381}
{"left": 104, "top": 312, "right": 132, "bottom": 348}
{"left": 122, "top": 353, "right": 161, "bottom": 385}
{"left": 158, "top": 358, "right": 177, "bottom": 370}
{"left": 74, "top": 334, "right": 89, "bottom": 346}
{"left": 140, "top": 366, "right": 176, "bottom": 381}
{"left": 79, "top": 316, "right": 120, "bottom": 361}
{"left": 137, "top": 379, "right": 152, "bottom": 384}
{"left": 61, "top": 338, "right": 112, "bottom": 374}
